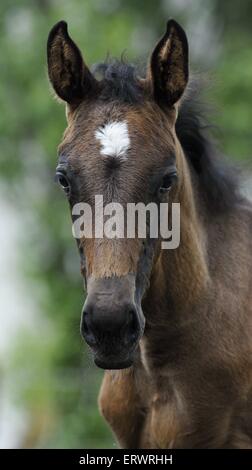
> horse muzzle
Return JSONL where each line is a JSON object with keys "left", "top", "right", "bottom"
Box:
{"left": 80, "top": 274, "right": 145, "bottom": 369}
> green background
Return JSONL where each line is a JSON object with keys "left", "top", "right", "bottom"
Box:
{"left": 0, "top": 0, "right": 251, "bottom": 448}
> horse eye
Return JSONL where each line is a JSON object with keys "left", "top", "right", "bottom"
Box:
{"left": 159, "top": 173, "right": 177, "bottom": 193}
{"left": 56, "top": 172, "right": 71, "bottom": 195}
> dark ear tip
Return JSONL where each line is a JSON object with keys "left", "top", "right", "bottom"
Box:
{"left": 56, "top": 20, "right": 68, "bottom": 33}
{"left": 48, "top": 20, "right": 68, "bottom": 43}
{"left": 166, "top": 18, "right": 186, "bottom": 37}
{"left": 166, "top": 18, "right": 177, "bottom": 29}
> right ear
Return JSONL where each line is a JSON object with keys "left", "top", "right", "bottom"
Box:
{"left": 148, "top": 19, "right": 189, "bottom": 108}
{"left": 47, "top": 21, "right": 97, "bottom": 107}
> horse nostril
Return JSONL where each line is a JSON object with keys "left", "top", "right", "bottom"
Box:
{"left": 81, "top": 311, "right": 97, "bottom": 347}
{"left": 82, "top": 315, "right": 89, "bottom": 335}
{"left": 126, "top": 308, "right": 140, "bottom": 343}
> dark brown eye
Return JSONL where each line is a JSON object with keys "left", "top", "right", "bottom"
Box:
{"left": 56, "top": 172, "right": 71, "bottom": 195}
{"left": 159, "top": 172, "right": 177, "bottom": 193}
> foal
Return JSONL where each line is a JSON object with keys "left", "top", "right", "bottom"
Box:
{"left": 47, "top": 19, "right": 252, "bottom": 448}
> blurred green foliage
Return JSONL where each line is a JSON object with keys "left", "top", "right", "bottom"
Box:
{"left": 0, "top": 0, "right": 251, "bottom": 449}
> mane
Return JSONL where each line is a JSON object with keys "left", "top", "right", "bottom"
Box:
{"left": 176, "top": 81, "right": 241, "bottom": 212}
{"left": 92, "top": 59, "right": 241, "bottom": 213}
{"left": 92, "top": 58, "right": 143, "bottom": 104}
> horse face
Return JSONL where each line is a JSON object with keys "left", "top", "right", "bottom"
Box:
{"left": 47, "top": 20, "right": 188, "bottom": 368}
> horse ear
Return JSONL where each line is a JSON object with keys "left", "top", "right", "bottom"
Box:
{"left": 148, "top": 19, "right": 189, "bottom": 107}
{"left": 47, "top": 21, "right": 96, "bottom": 106}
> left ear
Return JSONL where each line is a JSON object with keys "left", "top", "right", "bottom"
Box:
{"left": 148, "top": 19, "right": 189, "bottom": 107}
{"left": 47, "top": 21, "right": 97, "bottom": 108}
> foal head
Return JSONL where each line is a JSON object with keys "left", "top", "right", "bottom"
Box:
{"left": 47, "top": 19, "right": 189, "bottom": 369}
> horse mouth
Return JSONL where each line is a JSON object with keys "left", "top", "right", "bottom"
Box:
{"left": 93, "top": 344, "right": 137, "bottom": 369}
{"left": 94, "top": 355, "right": 133, "bottom": 370}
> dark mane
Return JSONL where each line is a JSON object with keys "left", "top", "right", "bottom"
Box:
{"left": 93, "top": 59, "right": 241, "bottom": 213}
{"left": 92, "top": 59, "right": 143, "bottom": 104}
{"left": 176, "top": 81, "right": 241, "bottom": 212}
